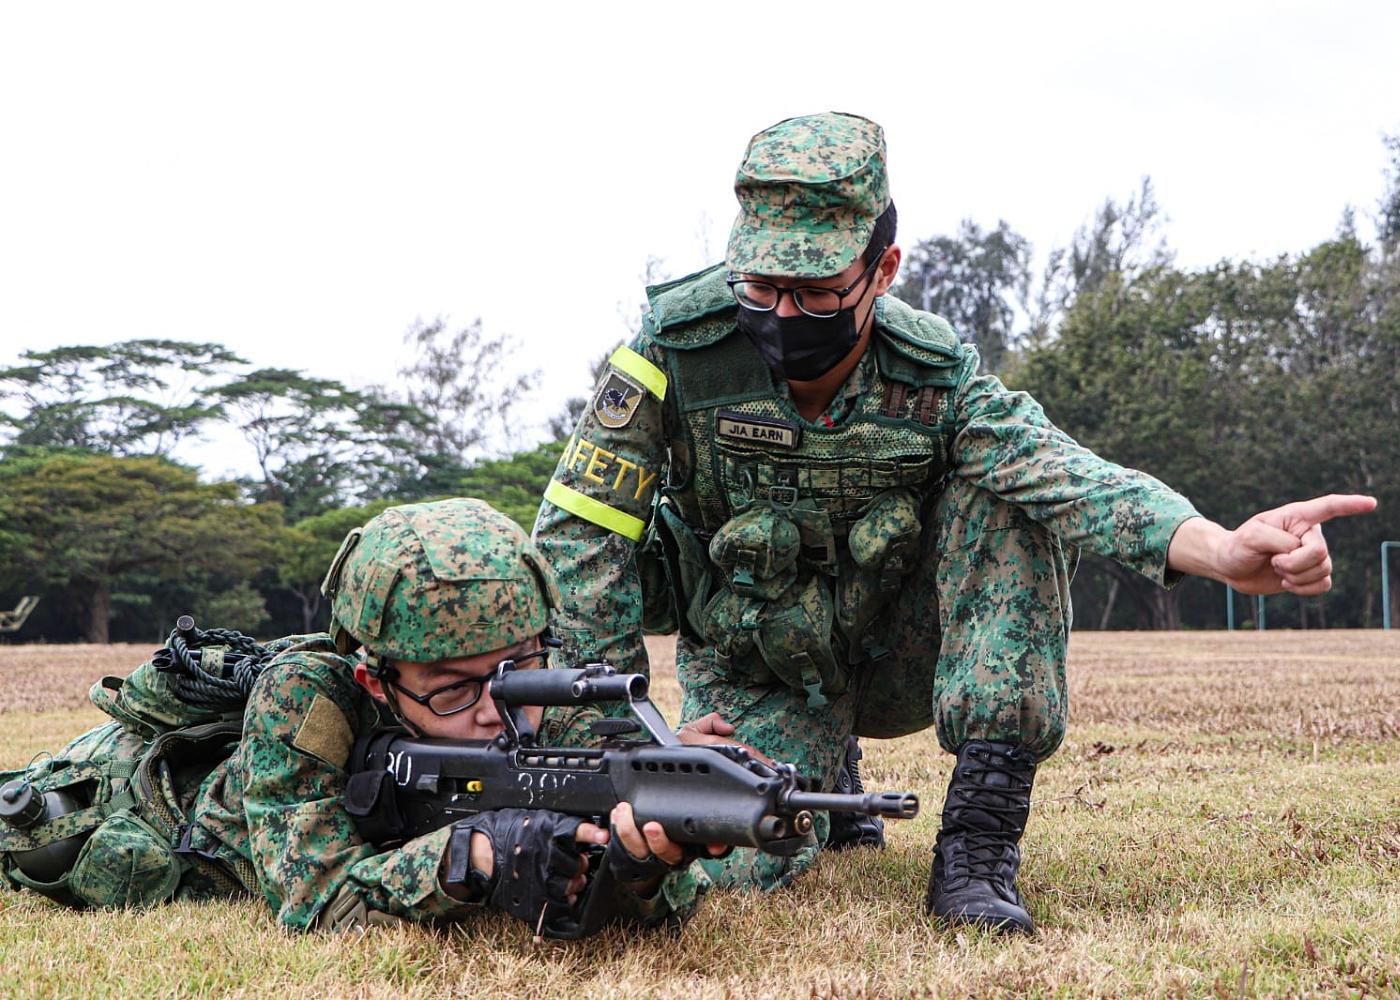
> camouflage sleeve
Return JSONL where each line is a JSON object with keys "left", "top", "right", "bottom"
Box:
{"left": 613, "top": 862, "right": 712, "bottom": 928}
{"left": 533, "top": 339, "right": 672, "bottom": 676}
{"left": 950, "top": 353, "right": 1200, "bottom": 586}
{"left": 235, "top": 652, "right": 476, "bottom": 930}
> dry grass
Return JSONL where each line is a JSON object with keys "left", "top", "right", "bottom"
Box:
{"left": 2, "top": 631, "right": 1398, "bottom": 998}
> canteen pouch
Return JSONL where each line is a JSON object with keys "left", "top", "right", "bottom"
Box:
{"left": 1, "top": 721, "right": 242, "bottom": 909}
{"left": 67, "top": 810, "right": 180, "bottom": 908}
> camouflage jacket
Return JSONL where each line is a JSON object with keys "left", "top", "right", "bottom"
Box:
{"left": 187, "top": 635, "right": 706, "bottom": 931}
{"left": 534, "top": 265, "right": 1200, "bottom": 676}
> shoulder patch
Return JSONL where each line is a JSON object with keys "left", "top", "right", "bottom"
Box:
{"left": 292, "top": 693, "right": 354, "bottom": 769}
{"left": 594, "top": 370, "right": 645, "bottom": 428}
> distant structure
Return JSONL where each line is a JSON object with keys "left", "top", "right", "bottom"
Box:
{"left": 0, "top": 596, "right": 40, "bottom": 635}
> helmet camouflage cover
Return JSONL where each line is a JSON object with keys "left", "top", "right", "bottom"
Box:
{"left": 322, "top": 498, "right": 560, "bottom": 662}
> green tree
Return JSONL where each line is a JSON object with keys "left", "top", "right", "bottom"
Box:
{"left": 396, "top": 317, "right": 537, "bottom": 465}
{"left": 215, "top": 368, "right": 425, "bottom": 519}
{"left": 1379, "top": 132, "right": 1400, "bottom": 254}
{"left": 894, "top": 219, "right": 1031, "bottom": 372}
{"left": 1033, "top": 178, "right": 1173, "bottom": 340}
{"left": 456, "top": 440, "right": 565, "bottom": 529}
{"left": 277, "top": 500, "right": 397, "bottom": 634}
{"left": 0, "top": 453, "right": 283, "bottom": 642}
{"left": 0, "top": 340, "right": 244, "bottom": 456}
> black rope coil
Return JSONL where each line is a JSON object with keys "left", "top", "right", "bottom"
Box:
{"left": 152, "top": 614, "right": 277, "bottom": 710}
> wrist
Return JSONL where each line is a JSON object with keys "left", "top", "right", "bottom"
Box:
{"left": 1166, "top": 515, "right": 1231, "bottom": 582}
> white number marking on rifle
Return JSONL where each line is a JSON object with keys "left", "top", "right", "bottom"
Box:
{"left": 386, "top": 750, "right": 413, "bottom": 788}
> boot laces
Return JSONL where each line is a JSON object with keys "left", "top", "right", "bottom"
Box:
{"left": 942, "top": 749, "right": 1033, "bottom": 885}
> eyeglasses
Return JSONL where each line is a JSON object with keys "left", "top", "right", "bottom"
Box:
{"left": 378, "top": 646, "right": 552, "bottom": 718}
{"left": 726, "top": 249, "right": 885, "bottom": 319}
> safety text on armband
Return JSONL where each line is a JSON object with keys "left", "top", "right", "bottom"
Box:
{"left": 563, "top": 435, "right": 659, "bottom": 501}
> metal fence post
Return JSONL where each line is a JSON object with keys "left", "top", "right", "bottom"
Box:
{"left": 1384, "top": 541, "right": 1398, "bottom": 630}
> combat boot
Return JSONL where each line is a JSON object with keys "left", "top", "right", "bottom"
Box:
{"left": 924, "top": 740, "right": 1036, "bottom": 934}
{"left": 825, "top": 735, "right": 886, "bottom": 850}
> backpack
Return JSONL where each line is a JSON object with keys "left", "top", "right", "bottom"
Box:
{"left": 0, "top": 621, "right": 295, "bottom": 908}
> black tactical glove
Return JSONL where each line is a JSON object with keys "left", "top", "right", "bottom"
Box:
{"left": 443, "top": 808, "right": 585, "bottom": 926}
{"left": 604, "top": 834, "right": 678, "bottom": 888}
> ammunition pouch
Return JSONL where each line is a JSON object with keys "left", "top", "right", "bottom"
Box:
{"left": 836, "top": 489, "right": 924, "bottom": 644}
{"left": 679, "top": 490, "right": 925, "bottom": 707}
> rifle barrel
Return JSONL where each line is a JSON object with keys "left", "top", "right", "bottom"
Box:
{"left": 786, "top": 790, "right": 919, "bottom": 819}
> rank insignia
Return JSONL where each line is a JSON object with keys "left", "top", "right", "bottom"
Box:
{"left": 593, "top": 371, "right": 645, "bottom": 429}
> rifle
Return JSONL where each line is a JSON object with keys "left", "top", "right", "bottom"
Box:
{"left": 344, "top": 660, "right": 919, "bottom": 938}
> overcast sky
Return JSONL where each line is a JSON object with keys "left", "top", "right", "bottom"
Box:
{"left": 3, "top": 2, "right": 1398, "bottom": 476}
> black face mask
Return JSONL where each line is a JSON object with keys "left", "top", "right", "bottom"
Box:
{"left": 737, "top": 304, "right": 864, "bottom": 382}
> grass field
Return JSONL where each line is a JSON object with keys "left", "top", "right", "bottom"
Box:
{"left": 1, "top": 631, "right": 1398, "bottom": 999}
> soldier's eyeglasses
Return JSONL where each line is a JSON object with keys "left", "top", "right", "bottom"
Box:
{"left": 381, "top": 646, "right": 552, "bottom": 718}
{"left": 726, "top": 250, "right": 885, "bottom": 319}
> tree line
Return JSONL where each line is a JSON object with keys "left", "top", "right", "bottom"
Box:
{"left": 897, "top": 139, "right": 1400, "bottom": 629}
{"left": 0, "top": 322, "right": 566, "bottom": 642}
{"left": 2, "top": 137, "right": 1397, "bottom": 641}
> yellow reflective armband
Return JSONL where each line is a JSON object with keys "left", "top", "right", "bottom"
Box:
{"left": 544, "top": 480, "right": 646, "bottom": 541}
{"left": 608, "top": 346, "right": 667, "bottom": 401}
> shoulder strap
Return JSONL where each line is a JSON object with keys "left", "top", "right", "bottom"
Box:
{"left": 873, "top": 296, "right": 965, "bottom": 388}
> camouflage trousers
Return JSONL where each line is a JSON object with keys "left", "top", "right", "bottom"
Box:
{"left": 679, "top": 476, "right": 1073, "bottom": 889}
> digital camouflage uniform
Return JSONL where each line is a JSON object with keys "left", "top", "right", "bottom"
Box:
{"left": 533, "top": 114, "right": 1200, "bottom": 893}
{"left": 1, "top": 499, "right": 706, "bottom": 930}
{"left": 183, "top": 635, "right": 627, "bottom": 930}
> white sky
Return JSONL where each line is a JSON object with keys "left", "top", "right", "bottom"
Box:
{"left": 3, "top": 1, "right": 1398, "bottom": 476}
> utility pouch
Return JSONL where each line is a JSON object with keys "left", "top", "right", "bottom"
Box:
{"left": 707, "top": 506, "right": 800, "bottom": 600}
{"left": 655, "top": 500, "right": 715, "bottom": 639}
{"left": 754, "top": 575, "right": 845, "bottom": 709}
{"left": 838, "top": 490, "right": 924, "bottom": 646}
{"left": 68, "top": 810, "right": 181, "bottom": 909}
{"left": 89, "top": 655, "right": 242, "bottom": 740}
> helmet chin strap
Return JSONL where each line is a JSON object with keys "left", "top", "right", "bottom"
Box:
{"left": 364, "top": 652, "right": 423, "bottom": 738}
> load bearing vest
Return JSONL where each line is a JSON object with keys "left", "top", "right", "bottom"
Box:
{"left": 641, "top": 265, "right": 968, "bottom": 703}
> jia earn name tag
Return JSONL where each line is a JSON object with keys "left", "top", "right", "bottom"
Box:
{"left": 715, "top": 410, "right": 801, "bottom": 449}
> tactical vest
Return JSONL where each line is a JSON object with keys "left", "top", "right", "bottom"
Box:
{"left": 642, "top": 265, "right": 966, "bottom": 706}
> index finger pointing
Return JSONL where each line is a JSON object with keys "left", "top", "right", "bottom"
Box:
{"left": 1285, "top": 494, "right": 1377, "bottom": 527}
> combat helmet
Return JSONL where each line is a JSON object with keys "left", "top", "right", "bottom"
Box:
{"left": 321, "top": 497, "right": 560, "bottom": 664}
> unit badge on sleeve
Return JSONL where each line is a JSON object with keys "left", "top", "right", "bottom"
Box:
{"left": 593, "top": 371, "right": 646, "bottom": 429}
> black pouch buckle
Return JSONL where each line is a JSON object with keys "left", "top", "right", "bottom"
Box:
{"left": 173, "top": 822, "right": 223, "bottom": 863}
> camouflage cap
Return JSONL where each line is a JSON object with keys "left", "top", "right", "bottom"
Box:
{"left": 322, "top": 498, "right": 560, "bottom": 662}
{"left": 725, "top": 112, "right": 889, "bottom": 279}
